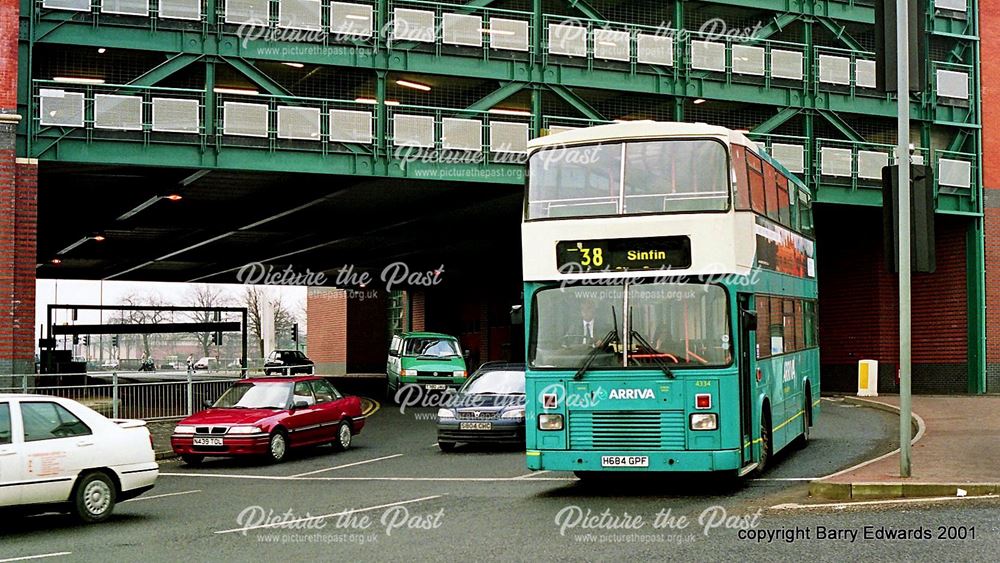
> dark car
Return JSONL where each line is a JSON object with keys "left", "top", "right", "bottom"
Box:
{"left": 264, "top": 350, "right": 314, "bottom": 375}
{"left": 436, "top": 362, "right": 525, "bottom": 452}
{"left": 171, "top": 376, "right": 365, "bottom": 464}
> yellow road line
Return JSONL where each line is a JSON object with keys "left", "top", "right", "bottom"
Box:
{"left": 361, "top": 397, "right": 381, "bottom": 417}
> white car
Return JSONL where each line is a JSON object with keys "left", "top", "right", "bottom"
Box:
{"left": 0, "top": 394, "right": 158, "bottom": 522}
{"left": 193, "top": 357, "right": 217, "bottom": 371}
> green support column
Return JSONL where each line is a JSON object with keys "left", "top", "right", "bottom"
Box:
{"left": 967, "top": 216, "right": 986, "bottom": 393}
{"left": 532, "top": 0, "right": 542, "bottom": 62}
{"left": 376, "top": 70, "right": 387, "bottom": 158}
{"left": 530, "top": 85, "right": 542, "bottom": 137}
{"left": 205, "top": 60, "right": 216, "bottom": 142}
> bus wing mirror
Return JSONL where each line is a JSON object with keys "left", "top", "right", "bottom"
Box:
{"left": 510, "top": 305, "right": 524, "bottom": 326}
{"left": 741, "top": 309, "right": 758, "bottom": 331}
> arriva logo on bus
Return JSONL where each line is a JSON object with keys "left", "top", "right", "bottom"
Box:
{"left": 608, "top": 388, "right": 656, "bottom": 400}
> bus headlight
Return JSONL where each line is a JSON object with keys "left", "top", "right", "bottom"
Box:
{"left": 538, "top": 414, "right": 563, "bottom": 430}
{"left": 690, "top": 413, "right": 718, "bottom": 431}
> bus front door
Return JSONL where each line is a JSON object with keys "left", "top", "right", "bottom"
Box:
{"left": 737, "top": 293, "right": 756, "bottom": 471}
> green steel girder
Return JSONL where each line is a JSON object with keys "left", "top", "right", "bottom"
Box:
{"left": 948, "top": 129, "right": 971, "bottom": 153}
{"left": 751, "top": 107, "right": 800, "bottom": 135}
{"left": 26, "top": 23, "right": 941, "bottom": 123}
{"left": 223, "top": 57, "right": 294, "bottom": 97}
{"left": 548, "top": 84, "right": 605, "bottom": 121}
{"left": 700, "top": 0, "right": 873, "bottom": 24}
{"left": 128, "top": 54, "right": 203, "bottom": 87}
{"left": 465, "top": 82, "right": 527, "bottom": 112}
{"left": 816, "top": 109, "right": 863, "bottom": 142}
{"left": 29, "top": 138, "right": 525, "bottom": 184}
{"left": 753, "top": 13, "right": 801, "bottom": 42}
{"left": 564, "top": 0, "right": 604, "bottom": 21}
{"left": 815, "top": 16, "right": 864, "bottom": 52}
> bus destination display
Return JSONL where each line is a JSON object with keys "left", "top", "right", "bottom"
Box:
{"left": 555, "top": 236, "right": 691, "bottom": 272}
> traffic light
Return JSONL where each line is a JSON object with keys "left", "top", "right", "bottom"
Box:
{"left": 83, "top": 335, "right": 90, "bottom": 346}
{"left": 291, "top": 323, "right": 299, "bottom": 343}
{"left": 882, "top": 163, "right": 935, "bottom": 274}
{"left": 212, "top": 331, "right": 222, "bottom": 346}
{"left": 112, "top": 335, "right": 119, "bottom": 347}
{"left": 73, "top": 334, "right": 79, "bottom": 345}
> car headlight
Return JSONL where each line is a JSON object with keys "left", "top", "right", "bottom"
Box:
{"left": 403, "top": 369, "right": 418, "bottom": 376}
{"left": 690, "top": 413, "right": 718, "bottom": 431}
{"left": 538, "top": 414, "right": 563, "bottom": 430}
{"left": 501, "top": 409, "right": 525, "bottom": 420}
{"left": 453, "top": 370, "right": 467, "bottom": 377}
{"left": 174, "top": 425, "right": 196, "bottom": 434}
{"left": 227, "top": 426, "right": 261, "bottom": 434}
{"left": 437, "top": 408, "right": 455, "bottom": 419}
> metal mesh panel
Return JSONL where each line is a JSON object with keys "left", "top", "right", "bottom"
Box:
{"left": 393, "top": 114, "right": 434, "bottom": 147}
{"left": 857, "top": 150, "right": 888, "bottom": 179}
{"left": 279, "top": 0, "right": 322, "bottom": 30}
{"left": 935, "top": 0, "right": 966, "bottom": 11}
{"left": 225, "top": 0, "right": 269, "bottom": 25}
{"left": 94, "top": 94, "right": 142, "bottom": 131}
{"left": 771, "top": 49, "right": 803, "bottom": 80}
{"left": 277, "top": 106, "right": 320, "bottom": 140}
{"left": 39, "top": 89, "right": 85, "bottom": 127}
{"left": 101, "top": 0, "right": 149, "bottom": 16}
{"left": 731, "top": 45, "right": 764, "bottom": 76}
{"left": 223, "top": 102, "right": 269, "bottom": 137}
{"left": 820, "top": 147, "right": 852, "bottom": 177}
{"left": 441, "top": 118, "right": 481, "bottom": 151}
{"left": 771, "top": 143, "right": 804, "bottom": 174}
{"left": 159, "top": 0, "right": 201, "bottom": 20}
{"left": 819, "top": 55, "right": 850, "bottom": 85}
{"left": 936, "top": 69, "right": 969, "bottom": 99}
{"left": 548, "top": 125, "right": 578, "bottom": 135}
{"left": 855, "top": 59, "right": 877, "bottom": 89}
{"left": 938, "top": 159, "right": 971, "bottom": 188}
{"left": 393, "top": 8, "right": 436, "bottom": 43}
{"left": 152, "top": 98, "right": 199, "bottom": 133}
{"left": 690, "top": 41, "right": 725, "bottom": 72}
{"left": 636, "top": 34, "right": 672, "bottom": 66}
{"left": 593, "top": 29, "right": 629, "bottom": 62}
{"left": 42, "top": 0, "right": 91, "bottom": 11}
{"left": 329, "top": 109, "right": 372, "bottom": 143}
{"left": 548, "top": 23, "right": 587, "bottom": 57}
{"left": 442, "top": 13, "right": 482, "bottom": 47}
{"left": 489, "top": 18, "right": 529, "bottom": 51}
{"left": 330, "top": 2, "right": 374, "bottom": 37}
{"left": 489, "top": 121, "right": 528, "bottom": 153}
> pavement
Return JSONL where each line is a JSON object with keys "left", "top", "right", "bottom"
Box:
{"left": 809, "top": 395, "right": 1000, "bottom": 501}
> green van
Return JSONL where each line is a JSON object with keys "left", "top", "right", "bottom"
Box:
{"left": 386, "top": 332, "right": 468, "bottom": 399}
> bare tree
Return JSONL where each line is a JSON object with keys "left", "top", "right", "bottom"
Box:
{"left": 184, "top": 285, "right": 231, "bottom": 357}
{"left": 242, "top": 286, "right": 299, "bottom": 358}
{"left": 116, "top": 292, "right": 172, "bottom": 359}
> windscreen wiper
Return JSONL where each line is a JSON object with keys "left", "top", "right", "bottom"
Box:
{"left": 574, "top": 307, "right": 620, "bottom": 380}
{"left": 629, "top": 307, "right": 675, "bottom": 380}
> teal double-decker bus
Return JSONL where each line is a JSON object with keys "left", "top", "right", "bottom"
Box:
{"left": 522, "top": 122, "right": 819, "bottom": 477}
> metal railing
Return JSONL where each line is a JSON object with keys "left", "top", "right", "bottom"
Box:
{"left": 0, "top": 366, "right": 315, "bottom": 420}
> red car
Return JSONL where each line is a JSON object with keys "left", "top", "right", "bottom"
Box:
{"left": 171, "top": 376, "right": 365, "bottom": 465}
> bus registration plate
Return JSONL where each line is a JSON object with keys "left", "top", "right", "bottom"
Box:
{"left": 601, "top": 455, "right": 649, "bottom": 468}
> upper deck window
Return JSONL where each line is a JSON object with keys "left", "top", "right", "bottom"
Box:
{"left": 527, "top": 139, "right": 730, "bottom": 219}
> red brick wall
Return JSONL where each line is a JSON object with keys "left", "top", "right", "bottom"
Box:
{"left": 983, "top": 3, "right": 1000, "bottom": 381}
{"left": 0, "top": 1, "right": 18, "bottom": 109}
{"left": 306, "top": 288, "right": 347, "bottom": 374}
{"left": 410, "top": 291, "right": 425, "bottom": 331}
{"left": 0, "top": 156, "right": 36, "bottom": 374}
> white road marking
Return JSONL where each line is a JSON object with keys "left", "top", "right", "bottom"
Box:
{"left": 513, "top": 470, "right": 550, "bottom": 479}
{"left": 290, "top": 454, "right": 404, "bottom": 478}
{"left": 214, "top": 495, "right": 444, "bottom": 535}
{"left": 772, "top": 494, "right": 1000, "bottom": 510}
{"left": 816, "top": 398, "right": 926, "bottom": 481}
{"left": 0, "top": 553, "right": 72, "bottom": 563}
{"left": 429, "top": 443, "right": 441, "bottom": 448}
{"left": 752, "top": 477, "right": 819, "bottom": 482}
{"left": 122, "top": 489, "right": 202, "bottom": 503}
{"left": 162, "top": 472, "right": 575, "bottom": 482}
